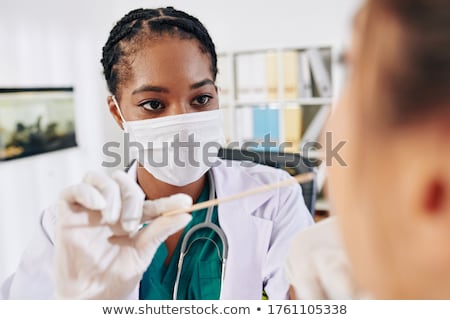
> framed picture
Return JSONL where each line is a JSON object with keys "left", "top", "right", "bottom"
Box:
{"left": 0, "top": 87, "right": 77, "bottom": 161}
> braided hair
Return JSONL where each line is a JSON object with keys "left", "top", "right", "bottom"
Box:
{"left": 101, "top": 7, "right": 218, "bottom": 96}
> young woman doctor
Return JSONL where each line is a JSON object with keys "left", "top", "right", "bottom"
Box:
{"left": 1, "top": 7, "right": 313, "bottom": 300}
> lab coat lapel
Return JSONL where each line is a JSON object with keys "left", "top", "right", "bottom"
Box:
{"left": 212, "top": 160, "right": 274, "bottom": 299}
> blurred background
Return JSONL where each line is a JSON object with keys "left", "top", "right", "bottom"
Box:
{"left": 0, "top": 0, "right": 362, "bottom": 283}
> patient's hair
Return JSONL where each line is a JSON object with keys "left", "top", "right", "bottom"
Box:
{"left": 357, "top": 0, "right": 450, "bottom": 125}
{"left": 101, "top": 7, "right": 217, "bottom": 96}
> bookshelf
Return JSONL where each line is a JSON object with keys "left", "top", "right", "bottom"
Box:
{"left": 216, "top": 46, "right": 335, "bottom": 216}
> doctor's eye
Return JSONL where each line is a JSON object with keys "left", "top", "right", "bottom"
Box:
{"left": 139, "top": 100, "right": 165, "bottom": 111}
{"left": 192, "top": 95, "right": 212, "bottom": 106}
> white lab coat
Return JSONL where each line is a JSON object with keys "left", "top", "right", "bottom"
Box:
{"left": 1, "top": 159, "right": 313, "bottom": 299}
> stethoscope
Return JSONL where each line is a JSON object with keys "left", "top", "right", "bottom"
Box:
{"left": 172, "top": 169, "right": 229, "bottom": 300}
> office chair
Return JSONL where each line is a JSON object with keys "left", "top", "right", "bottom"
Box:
{"left": 218, "top": 148, "right": 318, "bottom": 217}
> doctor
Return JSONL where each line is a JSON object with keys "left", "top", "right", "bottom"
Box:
{"left": 1, "top": 7, "right": 313, "bottom": 300}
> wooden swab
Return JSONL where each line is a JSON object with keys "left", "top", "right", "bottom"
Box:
{"left": 66, "top": 172, "right": 315, "bottom": 229}
{"left": 157, "top": 172, "right": 315, "bottom": 218}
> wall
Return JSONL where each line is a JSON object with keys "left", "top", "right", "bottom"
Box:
{"left": 0, "top": 0, "right": 120, "bottom": 282}
{"left": 0, "top": 0, "right": 362, "bottom": 283}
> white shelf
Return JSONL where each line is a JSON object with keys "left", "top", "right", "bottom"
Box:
{"left": 217, "top": 47, "right": 336, "bottom": 215}
{"left": 217, "top": 46, "right": 335, "bottom": 183}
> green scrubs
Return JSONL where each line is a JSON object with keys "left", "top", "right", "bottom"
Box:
{"left": 139, "top": 182, "right": 223, "bottom": 300}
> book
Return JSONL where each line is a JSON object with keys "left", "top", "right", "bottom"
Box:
{"left": 236, "top": 54, "right": 252, "bottom": 103}
{"left": 235, "top": 106, "right": 254, "bottom": 142}
{"left": 298, "top": 51, "right": 313, "bottom": 98}
{"left": 283, "top": 50, "right": 299, "bottom": 100}
{"left": 283, "top": 104, "right": 302, "bottom": 152}
{"left": 265, "top": 51, "right": 279, "bottom": 101}
{"left": 307, "top": 48, "right": 332, "bottom": 97}
{"left": 252, "top": 106, "right": 279, "bottom": 150}
{"left": 251, "top": 52, "right": 268, "bottom": 102}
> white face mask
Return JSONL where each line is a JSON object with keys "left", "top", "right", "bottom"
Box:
{"left": 112, "top": 96, "right": 225, "bottom": 186}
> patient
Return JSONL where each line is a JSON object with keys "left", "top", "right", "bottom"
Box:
{"left": 287, "top": 0, "right": 450, "bottom": 299}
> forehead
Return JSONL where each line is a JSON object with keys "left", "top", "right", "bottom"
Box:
{"left": 128, "top": 37, "right": 213, "bottom": 86}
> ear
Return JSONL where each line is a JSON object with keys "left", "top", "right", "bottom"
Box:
{"left": 419, "top": 125, "right": 450, "bottom": 219}
{"left": 414, "top": 173, "right": 450, "bottom": 277}
{"left": 107, "top": 96, "right": 124, "bottom": 130}
{"left": 423, "top": 179, "right": 446, "bottom": 214}
{"left": 415, "top": 147, "right": 450, "bottom": 256}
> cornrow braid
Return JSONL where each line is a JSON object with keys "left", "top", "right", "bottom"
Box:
{"left": 101, "top": 7, "right": 217, "bottom": 96}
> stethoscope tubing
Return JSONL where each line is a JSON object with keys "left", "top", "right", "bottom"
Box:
{"left": 172, "top": 170, "right": 228, "bottom": 300}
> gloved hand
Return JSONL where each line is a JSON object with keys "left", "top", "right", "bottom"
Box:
{"left": 285, "top": 216, "right": 370, "bottom": 299}
{"left": 54, "top": 170, "right": 192, "bottom": 299}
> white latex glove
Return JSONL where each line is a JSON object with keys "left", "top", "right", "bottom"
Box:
{"left": 286, "top": 216, "right": 369, "bottom": 299}
{"left": 55, "top": 170, "right": 192, "bottom": 299}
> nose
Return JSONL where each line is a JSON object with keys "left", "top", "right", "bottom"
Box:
{"left": 165, "top": 100, "right": 189, "bottom": 116}
{"left": 165, "top": 100, "right": 200, "bottom": 116}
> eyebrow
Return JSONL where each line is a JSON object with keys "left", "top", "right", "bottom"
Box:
{"left": 190, "top": 79, "right": 215, "bottom": 89}
{"left": 132, "top": 85, "right": 168, "bottom": 95}
{"left": 132, "top": 79, "right": 215, "bottom": 95}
